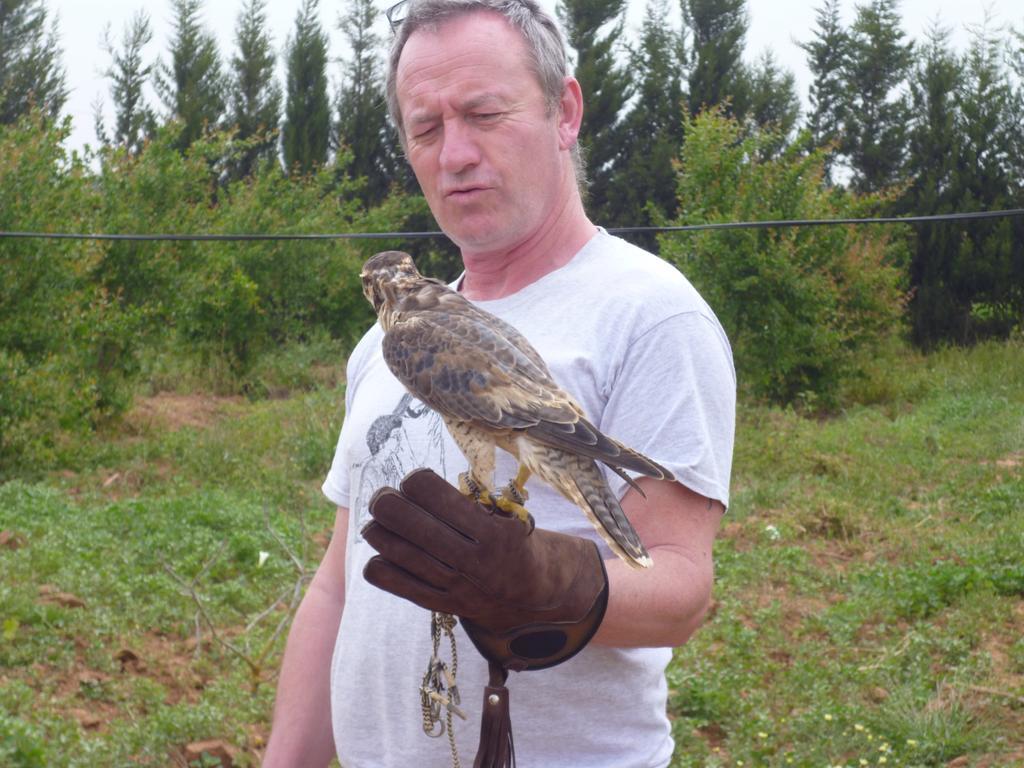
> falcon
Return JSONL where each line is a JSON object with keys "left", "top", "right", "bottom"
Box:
{"left": 360, "top": 251, "right": 674, "bottom": 569}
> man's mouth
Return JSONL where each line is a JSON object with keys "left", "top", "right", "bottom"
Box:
{"left": 444, "top": 185, "right": 489, "bottom": 200}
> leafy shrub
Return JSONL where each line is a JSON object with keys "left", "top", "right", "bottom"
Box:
{"left": 660, "top": 112, "right": 905, "bottom": 408}
{"left": 0, "top": 116, "right": 423, "bottom": 472}
{"left": 89, "top": 127, "right": 396, "bottom": 377}
{"left": 0, "top": 115, "right": 138, "bottom": 472}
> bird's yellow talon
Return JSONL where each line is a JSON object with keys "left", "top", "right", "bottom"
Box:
{"left": 493, "top": 493, "right": 535, "bottom": 531}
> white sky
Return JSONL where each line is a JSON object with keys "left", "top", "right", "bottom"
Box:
{"left": 46, "top": 0, "right": 1024, "bottom": 155}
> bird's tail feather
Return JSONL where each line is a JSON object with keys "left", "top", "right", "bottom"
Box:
{"left": 570, "top": 457, "right": 652, "bottom": 570}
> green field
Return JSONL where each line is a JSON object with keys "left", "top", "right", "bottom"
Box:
{"left": 1, "top": 340, "right": 1022, "bottom": 767}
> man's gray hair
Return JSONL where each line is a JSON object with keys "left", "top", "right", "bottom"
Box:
{"left": 385, "top": 0, "right": 586, "bottom": 190}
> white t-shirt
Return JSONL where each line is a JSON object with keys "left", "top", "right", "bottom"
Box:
{"left": 322, "top": 229, "right": 736, "bottom": 768}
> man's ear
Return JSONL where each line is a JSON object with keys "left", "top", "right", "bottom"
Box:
{"left": 557, "top": 76, "right": 584, "bottom": 150}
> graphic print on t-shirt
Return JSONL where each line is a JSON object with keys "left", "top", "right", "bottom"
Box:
{"left": 350, "top": 392, "right": 449, "bottom": 539}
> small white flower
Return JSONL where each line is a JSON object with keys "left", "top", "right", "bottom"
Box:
{"left": 258, "top": 551, "right": 270, "bottom": 568}
{"left": 765, "top": 524, "right": 781, "bottom": 541}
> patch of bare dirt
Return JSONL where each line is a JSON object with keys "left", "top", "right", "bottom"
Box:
{"left": 126, "top": 392, "right": 244, "bottom": 433}
{"left": 180, "top": 739, "right": 240, "bottom": 767}
{"left": 971, "top": 749, "right": 1024, "bottom": 768}
{"left": 12, "top": 630, "right": 211, "bottom": 737}
{"left": 84, "top": 459, "right": 179, "bottom": 501}
{"left": 32, "top": 628, "right": 269, "bottom": 765}
{"left": 985, "top": 452, "right": 1022, "bottom": 471}
{"left": 719, "top": 511, "right": 788, "bottom": 552}
{"left": 37, "top": 584, "right": 87, "bottom": 609}
{"left": 695, "top": 721, "right": 728, "bottom": 750}
{"left": 809, "top": 540, "right": 862, "bottom": 571}
{"left": 168, "top": 731, "right": 267, "bottom": 768}
{"left": 0, "top": 530, "right": 28, "bottom": 550}
{"left": 123, "top": 630, "right": 213, "bottom": 705}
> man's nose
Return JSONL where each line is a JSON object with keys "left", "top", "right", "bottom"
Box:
{"left": 438, "top": 119, "right": 481, "bottom": 174}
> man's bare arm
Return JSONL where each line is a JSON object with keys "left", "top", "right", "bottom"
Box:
{"left": 263, "top": 505, "right": 349, "bottom": 767}
{"left": 595, "top": 478, "right": 722, "bottom": 648}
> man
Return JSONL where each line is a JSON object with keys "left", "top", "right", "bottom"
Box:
{"left": 263, "top": 1, "right": 735, "bottom": 766}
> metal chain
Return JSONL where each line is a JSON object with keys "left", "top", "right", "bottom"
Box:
{"left": 420, "top": 610, "right": 466, "bottom": 768}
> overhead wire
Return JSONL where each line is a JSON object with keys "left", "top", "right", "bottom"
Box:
{"left": 1, "top": 207, "right": 1022, "bottom": 243}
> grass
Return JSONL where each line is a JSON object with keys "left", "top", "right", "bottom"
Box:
{"left": 1, "top": 339, "right": 1022, "bottom": 767}
{"left": 0, "top": 381, "right": 345, "bottom": 767}
{"left": 668, "top": 340, "right": 1024, "bottom": 767}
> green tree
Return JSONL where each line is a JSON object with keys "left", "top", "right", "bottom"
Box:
{"left": 605, "top": 0, "right": 685, "bottom": 242}
{"left": 557, "top": 0, "right": 632, "bottom": 216}
{"left": 684, "top": 0, "right": 749, "bottom": 119}
{"left": 154, "top": 0, "right": 226, "bottom": 152}
{"left": 1009, "top": 26, "right": 1024, "bottom": 172}
{"left": 798, "top": 0, "right": 848, "bottom": 181}
{"left": 1011, "top": 24, "right": 1024, "bottom": 288}
{"left": 228, "top": 0, "right": 282, "bottom": 179}
{"left": 282, "top": 0, "right": 330, "bottom": 175}
{"left": 901, "top": 24, "right": 962, "bottom": 345}
{"left": 335, "top": 0, "right": 402, "bottom": 206}
{"left": 97, "top": 11, "right": 155, "bottom": 156}
{"left": 1, "top": 116, "right": 139, "bottom": 466}
{"left": 660, "top": 110, "right": 903, "bottom": 407}
{"left": 747, "top": 50, "right": 799, "bottom": 148}
{"left": 946, "top": 19, "right": 1022, "bottom": 341}
{"left": 901, "top": 19, "right": 1023, "bottom": 346}
{"left": 843, "top": 0, "right": 913, "bottom": 193}
{"left": 0, "top": 0, "right": 67, "bottom": 124}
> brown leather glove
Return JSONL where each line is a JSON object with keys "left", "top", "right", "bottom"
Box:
{"left": 362, "top": 468, "right": 609, "bottom": 672}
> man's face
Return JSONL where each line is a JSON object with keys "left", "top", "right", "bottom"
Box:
{"left": 395, "top": 12, "right": 570, "bottom": 254}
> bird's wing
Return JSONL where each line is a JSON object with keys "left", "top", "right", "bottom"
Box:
{"left": 382, "top": 307, "right": 578, "bottom": 430}
{"left": 383, "top": 301, "right": 674, "bottom": 482}
{"left": 527, "top": 420, "right": 674, "bottom": 481}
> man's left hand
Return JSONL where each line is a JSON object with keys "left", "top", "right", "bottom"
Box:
{"left": 362, "top": 469, "right": 608, "bottom": 671}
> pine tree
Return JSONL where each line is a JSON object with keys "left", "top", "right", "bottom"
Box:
{"left": 97, "top": 11, "right": 155, "bottom": 155}
{"left": 842, "top": 0, "right": 913, "bottom": 193}
{"left": 902, "top": 24, "right": 965, "bottom": 345}
{"left": 904, "top": 24, "right": 959, "bottom": 215}
{"left": 798, "top": 0, "right": 848, "bottom": 181}
{"left": 605, "top": 0, "right": 685, "bottom": 242}
{"left": 903, "top": 19, "right": 1023, "bottom": 345}
{"left": 282, "top": 0, "right": 330, "bottom": 175}
{"left": 1010, "top": 26, "right": 1024, "bottom": 325}
{"left": 1010, "top": 26, "right": 1024, "bottom": 171}
{"left": 747, "top": 50, "right": 799, "bottom": 146}
{"left": 957, "top": 18, "right": 1015, "bottom": 199}
{"left": 154, "top": 0, "right": 226, "bottom": 152}
{"left": 1010, "top": 26, "right": 1024, "bottom": 208}
{"left": 0, "top": 0, "right": 67, "bottom": 124}
{"left": 228, "top": 0, "right": 282, "bottom": 178}
{"left": 557, "top": 0, "right": 632, "bottom": 217}
{"left": 683, "top": 0, "right": 749, "bottom": 119}
{"left": 948, "top": 19, "right": 1021, "bottom": 341}
{"left": 336, "top": 0, "right": 402, "bottom": 205}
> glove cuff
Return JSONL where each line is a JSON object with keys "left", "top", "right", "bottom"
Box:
{"left": 461, "top": 546, "right": 609, "bottom": 672}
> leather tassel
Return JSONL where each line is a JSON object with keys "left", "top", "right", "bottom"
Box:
{"left": 473, "top": 662, "right": 515, "bottom": 768}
